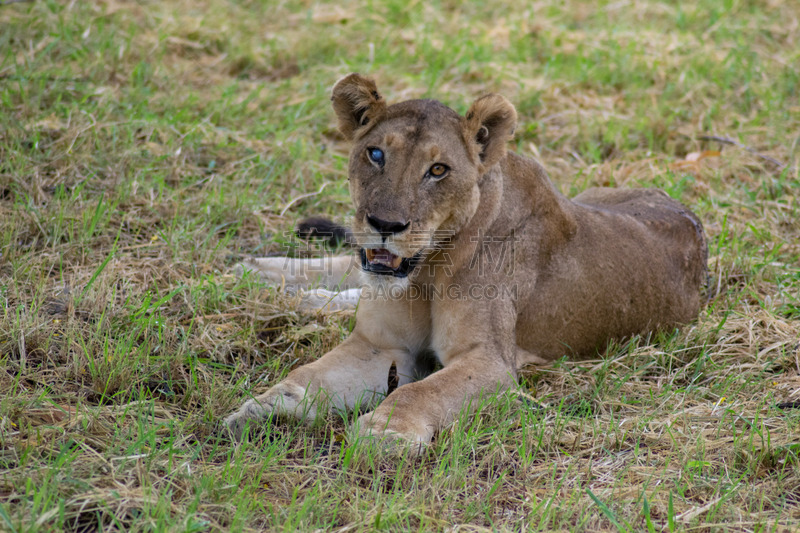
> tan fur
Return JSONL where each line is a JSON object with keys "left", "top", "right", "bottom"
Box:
{"left": 225, "top": 74, "right": 708, "bottom": 453}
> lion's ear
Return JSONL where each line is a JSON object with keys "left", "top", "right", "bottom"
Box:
{"left": 463, "top": 94, "right": 517, "bottom": 169}
{"left": 331, "top": 73, "right": 387, "bottom": 140}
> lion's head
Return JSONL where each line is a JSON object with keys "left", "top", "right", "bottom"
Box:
{"left": 331, "top": 73, "right": 517, "bottom": 286}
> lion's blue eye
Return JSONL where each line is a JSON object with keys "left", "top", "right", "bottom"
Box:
{"left": 367, "top": 147, "right": 384, "bottom": 166}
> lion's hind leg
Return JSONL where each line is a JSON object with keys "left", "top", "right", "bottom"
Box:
{"left": 234, "top": 254, "right": 360, "bottom": 290}
{"left": 298, "top": 287, "right": 362, "bottom": 313}
{"left": 234, "top": 254, "right": 362, "bottom": 312}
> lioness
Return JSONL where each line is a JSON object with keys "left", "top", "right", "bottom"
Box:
{"left": 225, "top": 74, "right": 707, "bottom": 451}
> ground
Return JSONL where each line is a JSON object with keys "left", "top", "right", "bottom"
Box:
{"left": 1, "top": 0, "right": 799, "bottom": 531}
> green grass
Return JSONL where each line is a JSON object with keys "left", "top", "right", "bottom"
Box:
{"left": 1, "top": 0, "right": 799, "bottom": 531}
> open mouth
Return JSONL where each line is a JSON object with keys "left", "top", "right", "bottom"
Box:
{"left": 360, "top": 248, "right": 421, "bottom": 278}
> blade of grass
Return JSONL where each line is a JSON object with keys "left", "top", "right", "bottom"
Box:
{"left": 587, "top": 488, "right": 628, "bottom": 533}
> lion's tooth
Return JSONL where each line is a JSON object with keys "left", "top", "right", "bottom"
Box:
{"left": 366, "top": 249, "right": 375, "bottom": 262}
{"left": 391, "top": 256, "right": 402, "bottom": 269}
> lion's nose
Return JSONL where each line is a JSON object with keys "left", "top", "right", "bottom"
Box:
{"left": 366, "top": 214, "right": 410, "bottom": 238}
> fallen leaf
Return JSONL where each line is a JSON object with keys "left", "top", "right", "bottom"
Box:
{"left": 685, "top": 150, "right": 721, "bottom": 162}
{"left": 669, "top": 150, "right": 721, "bottom": 171}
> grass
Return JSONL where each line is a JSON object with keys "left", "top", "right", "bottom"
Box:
{"left": 1, "top": 0, "right": 799, "bottom": 530}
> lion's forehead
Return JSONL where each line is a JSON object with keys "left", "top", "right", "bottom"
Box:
{"left": 383, "top": 129, "right": 444, "bottom": 161}
{"left": 374, "top": 119, "right": 466, "bottom": 164}
{"left": 380, "top": 100, "right": 462, "bottom": 138}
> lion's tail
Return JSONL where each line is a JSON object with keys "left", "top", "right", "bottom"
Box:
{"left": 296, "top": 217, "right": 355, "bottom": 248}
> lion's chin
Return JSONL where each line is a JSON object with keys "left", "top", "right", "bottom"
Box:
{"left": 359, "top": 270, "right": 412, "bottom": 296}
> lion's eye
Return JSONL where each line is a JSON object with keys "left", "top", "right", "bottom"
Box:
{"left": 367, "top": 147, "right": 385, "bottom": 167}
{"left": 428, "top": 163, "right": 449, "bottom": 179}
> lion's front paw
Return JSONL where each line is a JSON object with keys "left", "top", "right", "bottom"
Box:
{"left": 223, "top": 381, "right": 315, "bottom": 440}
{"left": 356, "top": 410, "right": 434, "bottom": 455}
{"left": 223, "top": 406, "right": 257, "bottom": 441}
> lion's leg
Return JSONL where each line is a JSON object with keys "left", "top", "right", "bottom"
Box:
{"left": 357, "top": 344, "right": 517, "bottom": 453}
{"left": 296, "top": 287, "right": 362, "bottom": 313}
{"left": 224, "top": 333, "right": 416, "bottom": 438}
{"left": 357, "top": 299, "right": 518, "bottom": 452}
{"left": 224, "top": 295, "right": 429, "bottom": 438}
{"left": 234, "top": 254, "right": 361, "bottom": 291}
{"left": 234, "top": 254, "right": 362, "bottom": 312}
